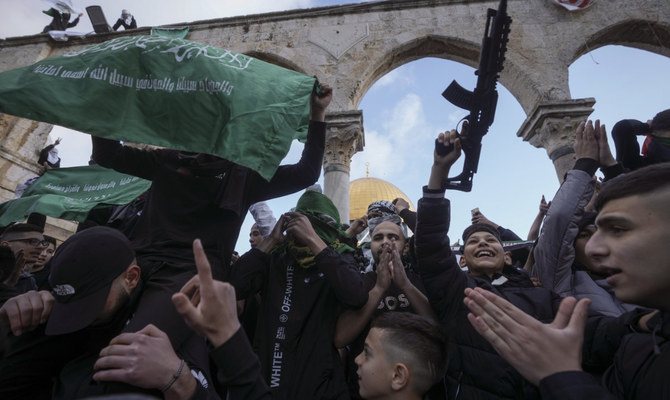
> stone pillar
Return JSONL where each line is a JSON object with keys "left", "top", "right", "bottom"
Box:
{"left": 323, "top": 110, "right": 365, "bottom": 224}
{"left": 517, "top": 98, "right": 596, "bottom": 182}
{"left": 0, "top": 115, "right": 77, "bottom": 243}
{"left": 0, "top": 114, "right": 53, "bottom": 202}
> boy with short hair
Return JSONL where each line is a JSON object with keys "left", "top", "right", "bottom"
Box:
{"left": 0, "top": 223, "right": 45, "bottom": 293}
{"left": 355, "top": 312, "right": 447, "bottom": 400}
{"left": 30, "top": 235, "right": 56, "bottom": 290}
{"left": 0, "top": 223, "right": 46, "bottom": 268}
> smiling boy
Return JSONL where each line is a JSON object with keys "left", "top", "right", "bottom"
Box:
{"left": 414, "top": 128, "right": 563, "bottom": 399}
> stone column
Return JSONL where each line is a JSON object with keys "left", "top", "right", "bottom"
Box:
{"left": 323, "top": 110, "right": 365, "bottom": 224}
{"left": 0, "top": 115, "right": 78, "bottom": 243}
{"left": 0, "top": 115, "right": 53, "bottom": 202}
{"left": 517, "top": 98, "right": 596, "bottom": 182}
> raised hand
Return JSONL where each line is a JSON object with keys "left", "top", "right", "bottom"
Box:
{"left": 574, "top": 120, "right": 599, "bottom": 161}
{"left": 172, "top": 239, "right": 241, "bottom": 348}
{"left": 464, "top": 287, "right": 589, "bottom": 386}
{"left": 594, "top": 122, "right": 617, "bottom": 167}
{"left": 392, "top": 197, "right": 410, "bottom": 213}
{"left": 310, "top": 81, "right": 333, "bottom": 122}
{"left": 283, "top": 212, "right": 327, "bottom": 255}
{"left": 539, "top": 195, "right": 550, "bottom": 216}
{"left": 346, "top": 215, "right": 368, "bottom": 237}
{"left": 429, "top": 128, "right": 462, "bottom": 190}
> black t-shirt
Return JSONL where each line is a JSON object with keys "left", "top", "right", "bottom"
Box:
{"left": 345, "top": 267, "right": 429, "bottom": 400}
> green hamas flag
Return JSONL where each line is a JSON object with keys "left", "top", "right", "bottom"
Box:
{"left": 0, "top": 165, "right": 151, "bottom": 226}
{"left": 0, "top": 35, "right": 317, "bottom": 180}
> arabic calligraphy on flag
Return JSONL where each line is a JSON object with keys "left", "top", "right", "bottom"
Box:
{"left": 0, "top": 35, "right": 317, "bottom": 180}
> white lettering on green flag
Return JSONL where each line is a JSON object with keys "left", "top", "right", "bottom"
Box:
{"left": 0, "top": 36, "right": 317, "bottom": 180}
{"left": 0, "top": 165, "right": 151, "bottom": 225}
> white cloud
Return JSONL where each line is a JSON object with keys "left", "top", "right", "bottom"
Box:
{"left": 350, "top": 92, "right": 436, "bottom": 181}
{"left": 384, "top": 93, "right": 424, "bottom": 141}
{"left": 373, "top": 68, "right": 401, "bottom": 88}
{"left": 370, "top": 67, "right": 414, "bottom": 91}
{"left": 350, "top": 128, "right": 402, "bottom": 179}
{"left": 448, "top": 110, "right": 463, "bottom": 125}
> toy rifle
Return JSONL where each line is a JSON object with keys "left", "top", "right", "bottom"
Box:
{"left": 436, "top": 0, "right": 512, "bottom": 192}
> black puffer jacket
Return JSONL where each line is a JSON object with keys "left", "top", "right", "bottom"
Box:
{"left": 540, "top": 311, "right": 670, "bottom": 399}
{"left": 603, "top": 310, "right": 670, "bottom": 398}
{"left": 415, "top": 191, "right": 562, "bottom": 399}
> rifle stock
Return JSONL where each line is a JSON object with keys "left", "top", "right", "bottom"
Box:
{"left": 437, "top": 0, "right": 511, "bottom": 192}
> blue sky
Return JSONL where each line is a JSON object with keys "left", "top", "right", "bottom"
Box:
{"left": 1, "top": 0, "right": 668, "bottom": 254}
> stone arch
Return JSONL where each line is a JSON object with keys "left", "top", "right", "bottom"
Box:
{"left": 242, "top": 51, "right": 307, "bottom": 74}
{"left": 573, "top": 19, "right": 670, "bottom": 63}
{"left": 355, "top": 35, "right": 478, "bottom": 109}
{"left": 355, "top": 35, "right": 543, "bottom": 114}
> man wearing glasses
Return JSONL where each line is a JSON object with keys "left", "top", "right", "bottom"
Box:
{"left": 0, "top": 223, "right": 47, "bottom": 292}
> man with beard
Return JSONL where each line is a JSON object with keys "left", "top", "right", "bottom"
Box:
{"left": 0, "top": 227, "right": 215, "bottom": 399}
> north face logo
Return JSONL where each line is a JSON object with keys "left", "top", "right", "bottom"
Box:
{"left": 53, "top": 284, "right": 75, "bottom": 296}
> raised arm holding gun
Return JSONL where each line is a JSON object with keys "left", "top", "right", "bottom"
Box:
{"left": 436, "top": 0, "right": 512, "bottom": 192}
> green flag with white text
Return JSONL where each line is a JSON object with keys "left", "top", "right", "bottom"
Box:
{"left": 0, "top": 165, "right": 151, "bottom": 226}
{"left": 0, "top": 35, "right": 316, "bottom": 180}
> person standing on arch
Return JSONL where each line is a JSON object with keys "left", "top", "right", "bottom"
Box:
{"left": 113, "top": 10, "right": 137, "bottom": 31}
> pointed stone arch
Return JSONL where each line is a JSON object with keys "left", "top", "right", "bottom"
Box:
{"left": 573, "top": 19, "right": 670, "bottom": 62}
{"left": 243, "top": 51, "right": 307, "bottom": 74}
{"left": 356, "top": 34, "right": 542, "bottom": 114}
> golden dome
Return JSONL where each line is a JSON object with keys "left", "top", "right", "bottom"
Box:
{"left": 349, "top": 177, "right": 415, "bottom": 221}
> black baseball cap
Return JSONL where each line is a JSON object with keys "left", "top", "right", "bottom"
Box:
{"left": 462, "top": 223, "right": 502, "bottom": 244}
{"left": 46, "top": 227, "right": 135, "bottom": 335}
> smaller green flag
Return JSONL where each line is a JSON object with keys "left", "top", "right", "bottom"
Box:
{"left": 0, "top": 165, "right": 151, "bottom": 226}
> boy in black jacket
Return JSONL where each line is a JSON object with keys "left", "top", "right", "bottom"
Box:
{"left": 414, "top": 128, "right": 563, "bottom": 399}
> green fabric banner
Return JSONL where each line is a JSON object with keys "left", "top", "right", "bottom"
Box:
{"left": 150, "top": 27, "right": 190, "bottom": 39}
{"left": 0, "top": 36, "right": 317, "bottom": 180}
{"left": 0, "top": 165, "right": 151, "bottom": 225}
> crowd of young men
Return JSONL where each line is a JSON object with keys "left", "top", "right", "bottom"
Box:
{"left": 0, "top": 95, "right": 669, "bottom": 399}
